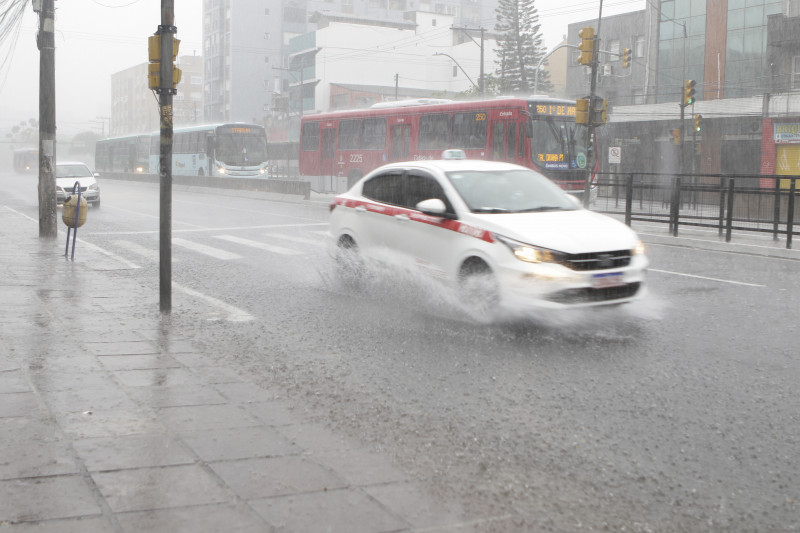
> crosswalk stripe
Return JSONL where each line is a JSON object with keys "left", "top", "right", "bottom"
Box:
{"left": 112, "top": 240, "right": 169, "bottom": 262}
{"left": 214, "top": 235, "right": 303, "bottom": 255}
{"left": 173, "top": 238, "right": 242, "bottom": 260}
{"left": 266, "top": 233, "right": 325, "bottom": 247}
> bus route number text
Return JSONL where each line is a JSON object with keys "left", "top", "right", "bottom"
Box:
{"left": 535, "top": 105, "right": 576, "bottom": 117}
{"left": 350, "top": 154, "right": 363, "bottom": 163}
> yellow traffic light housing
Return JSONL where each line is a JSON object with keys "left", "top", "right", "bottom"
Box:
{"left": 578, "top": 27, "right": 595, "bottom": 66}
{"left": 576, "top": 98, "right": 590, "bottom": 125}
{"left": 147, "top": 33, "right": 182, "bottom": 91}
{"left": 621, "top": 48, "right": 631, "bottom": 68}
{"left": 683, "top": 79, "right": 696, "bottom": 107}
{"left": 694, "top": 114, "right": 703, "bottom": 132}
{"left": 591, "top": 98, "right": 608, "bottom": 126}
{"left": 672, "top": 128, "right": 681, "bottom": 145}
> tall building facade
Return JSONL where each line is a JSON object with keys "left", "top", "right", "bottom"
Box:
{"left": 110, "top": 54, "right": 203, "bottom": 136}
{"left": 201, "top": 0, "right": 499, "bottom": 125}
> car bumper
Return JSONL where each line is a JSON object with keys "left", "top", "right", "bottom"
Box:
{"left": 57, "top": 191, "right": 100, "bottom": 204}
{"left": 496, "top": 255, "right": 648, "bottom": 309}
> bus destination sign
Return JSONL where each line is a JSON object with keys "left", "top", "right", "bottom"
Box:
{"left": 532, "top": 104, "right": 576, "bottom": 117}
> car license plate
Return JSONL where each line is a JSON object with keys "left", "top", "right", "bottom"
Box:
{"left": 592, "top": 272, "right": 625, "bottom": 288}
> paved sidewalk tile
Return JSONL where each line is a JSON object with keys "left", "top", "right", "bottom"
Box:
{"left": 0, "top": 516, "right": 115, "bottom": 532}
{"left": 91, "top": 464, "right": 231, "bottom": 513}
{"left": 250, "top": 488, "right": 408, "bottom": 533}
{"left": 56, "top": 409, "right": 164, "bottom": 439}
{"left": 180, "top": 425, "right": 298, "bottom": 462}
{"left": 0, "top": 439, "right": 80, "bottom": 480}
{"left": 159, "top": 404, "right": 260, "bottom": 433}
{"left": 0, "top": 476, "right": 102, "bottom": 522}
{"left": 209, "top": 456, "right": 347, "bottom": 500}
{"left": 315, "top": 448, "right": 408, "bottom": 487}
{"left": 0, "top": 391, "right": 40, "bottom": 418}
{"left": 114, "top": 503, "right": 268, "bottom": 533}
{"left": 72, "top": 433, "right": 196, "bottom": 472}
{"left": 125, "top": 384, "right": 228, "bottom": 408}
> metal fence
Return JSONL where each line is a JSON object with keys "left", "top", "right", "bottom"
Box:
{"left": 594, "top": 172, "right": 799, "bottom": 249}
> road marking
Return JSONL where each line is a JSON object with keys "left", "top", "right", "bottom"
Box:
{"left": 265, "top": 233, "right": 325, "bottom": 247}
{"left": 75, "top": 238, "right": 141, "bottom": 269}
{"left": 173, "top": 238, "right": 242, "bottom": 260}
{"left": 649, "top": 268, "right": 766, "bottom": 287}
{"left": 85, "top": 222, "right": 329, "bottom": 236}
{"left": 214, "top": 235, "right": 303, "bottom": 255}
{"left": 174, "top": 283, "right": 254, "bottom": 322}
{"left": 112, "top": 240, "right": 169, "bottom": 263}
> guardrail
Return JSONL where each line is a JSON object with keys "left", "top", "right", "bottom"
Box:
{"left": 102, "top": 172, "right": 311, "bottom": 200}
{"left": 594, "top": 172, "right": 799, "bottom": 249}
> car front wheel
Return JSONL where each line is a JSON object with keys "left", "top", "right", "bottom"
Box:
{"left": 458, "top": 258, "right": 499, "bottom": 314}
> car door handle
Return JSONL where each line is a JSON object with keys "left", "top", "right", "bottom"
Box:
{"left": 395, "top": 214, "right": 410, "bottom": 222}
{"left": 355, "top": 205, "right": 367, "bottom": 214}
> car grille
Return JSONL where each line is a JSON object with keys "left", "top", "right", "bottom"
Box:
{"left": 547, "top": 282, "right": 641, "bottom": 304}
{"left": 562, "top": 250, "right": 631, "bottom": 271}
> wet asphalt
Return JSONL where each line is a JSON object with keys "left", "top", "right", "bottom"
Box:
{"left": 1, "top": 195, "right": 798, "bottom": 532}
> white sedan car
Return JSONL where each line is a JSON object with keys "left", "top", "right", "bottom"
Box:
{"left": 329, "top": 154, "right": 648, "bottom": 310}
{"left": 56, "top": 162, "right": 101, "bottom": 208}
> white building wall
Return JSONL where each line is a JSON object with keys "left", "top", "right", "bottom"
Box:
{"left": 311, "top": 12, "right": 497, "bottom": 113}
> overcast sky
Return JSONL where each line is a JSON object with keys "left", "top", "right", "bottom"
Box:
{"left": 0, "top": 0, "right": 643, "bottom": 137}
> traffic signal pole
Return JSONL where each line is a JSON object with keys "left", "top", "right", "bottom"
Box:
{"left": 37, "top": 0, "right": 57, "bottom": 238}
{"left": 157, "top": 1, "right": 176, "bottom": 313}
{"left": 582, "top": 0, "right": 603, "bottom": 207}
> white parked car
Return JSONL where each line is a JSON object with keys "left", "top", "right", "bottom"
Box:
{"left": 56, "top": 162, "right": 101, "bottom": 208}
{"left": 328, "top": 153, "right": 648, "bottom": 310}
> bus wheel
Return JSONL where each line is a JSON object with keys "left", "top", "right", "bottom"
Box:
{"left": 198, "top": 168, "right": 205, "bottom": 176}
{"left": 458, "top": 258, "right": 499, "bottom": 315}
{"left": 347, "top": 170, "right": 362, "bottom": 189}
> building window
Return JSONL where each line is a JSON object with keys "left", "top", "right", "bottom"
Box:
{"left": 608, "top": 39, "right": 620, "bottom": 59}
{"left": 634, "top": 35, "right": 645, "bottom": 58}
{"left": 793, "top": 56, "right": 800, "bottom": 89}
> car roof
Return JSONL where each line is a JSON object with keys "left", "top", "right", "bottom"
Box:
{"left": 56, "top": 161, "right": 91, "bottom": 167}
{"left": 370, "top": 158, "right": 529, "bottom": 175}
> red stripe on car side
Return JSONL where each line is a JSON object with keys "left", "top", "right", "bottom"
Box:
{"left": 334, "top": 198, "right": 494, "bottom": 243}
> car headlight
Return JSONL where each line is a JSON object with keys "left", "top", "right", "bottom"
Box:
{"left": 89, "top": 183, "right": 99, "bottom": 191}
{"left": 496, "top": 235, "right": 564, "bottom": 264}
{"left": 633, "top": 240, "right": 646, "bottom": 255}
{"left": 217, "top": 167, "right": 226, "bottom": 175}
{"left": 259, "top": 167, "right": 267, "bottom": 175}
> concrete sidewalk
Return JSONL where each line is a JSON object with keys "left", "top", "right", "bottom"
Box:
{"left": 0, "top": 207, "right": 515, "bottom": 532}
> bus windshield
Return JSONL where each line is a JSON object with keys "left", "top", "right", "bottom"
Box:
{"left": 530, "top": 117, "right": 590, "bottom": 172}
{"left": 216, "top": 132, "right": 268, "bottom": 166}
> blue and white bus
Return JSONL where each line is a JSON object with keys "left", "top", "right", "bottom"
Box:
{"left": 95, "top": 134, "right": 151, "bottom": 173}
{"left": 149, "top": 123, "right": 269, "bottom": 177}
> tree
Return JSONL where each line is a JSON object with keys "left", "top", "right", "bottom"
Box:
{"left": 493, "top": 0, "right": 550, "bottom": 94}
{"left": 6, "top": 118, "right": 38, "bottom": 146}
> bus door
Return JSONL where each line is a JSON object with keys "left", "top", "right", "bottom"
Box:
{"left": 320, "top": 127, "right": 337, "bottom": 178}
{"left": 389, "top": 121, "right": 410, "bottom": 162}
{"left": 490, "top": 120, "right": 518, "bottom": 163}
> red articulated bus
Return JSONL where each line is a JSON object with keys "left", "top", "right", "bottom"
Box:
{"left": 299, "top": 96, "right": 595, "bottom": 198}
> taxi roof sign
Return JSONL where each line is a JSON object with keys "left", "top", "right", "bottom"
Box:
{"left": 442, "top": 149, "right": 466, "bottom": 160}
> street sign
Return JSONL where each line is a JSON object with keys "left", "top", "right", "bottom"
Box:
{"left": 609, "top": 146, "right": 621, "bottom": 164}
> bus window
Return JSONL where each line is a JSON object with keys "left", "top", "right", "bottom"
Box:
{"left": 453, "top": 112, "right": 487, "bottom": 149}
{"left": 301, "top": 122, "right": 320, "bottom": 151}
{"left": 338, "top": 119, "right": 362, "bottom": 150}
{"left": 492, "top": 122, "right": 505, "bottom": 160}
{"left": 508, "top": 123, "right": 517, "bottom": 159}
{"left": 419, "top": 114, "right": 450, "bottom": 150}
{"left": 363, "top": 118, "right": 387, "bottom": 150}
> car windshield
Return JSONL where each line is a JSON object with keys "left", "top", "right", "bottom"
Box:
{"left": 56, "top": 164, "right": 92, "bottom": 178}
{"left": 446, "top": 168, "right": 578, "bottom": 213}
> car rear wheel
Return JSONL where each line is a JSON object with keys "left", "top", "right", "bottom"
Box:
{"left": 458, "top": 258, "right": 499, "bottom": 314}
{"left": 93, "top": 199, "right": 101, "bottom": 209}
{"left": 335, "top": 235, "right": 363, "bottom": 287}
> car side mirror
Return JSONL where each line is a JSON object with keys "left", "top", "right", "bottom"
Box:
{"left": 416, "top": 198, "right": 448, "bottom": 217}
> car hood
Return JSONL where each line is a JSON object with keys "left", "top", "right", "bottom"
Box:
{"left": 468, "top": 209, "right": 640, "bottom": 254}
{"left": 56, "top": 176, "right": 96, "bottom": 189}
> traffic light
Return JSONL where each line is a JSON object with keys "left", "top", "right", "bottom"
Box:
{"left": 621, "top": 48, "right": 631, "bottom": 69}
{"left": 576, "top": 98, "right": 590, "bottom": 125}
{"left": 694, "top": 114, "right": 703, "bottom": 132}
{"left": 672, "top": 128, "right": 681, "bottom": 145}
{"left": 578, "top": 27, "right": 595, "bottom": 66}
{"left": 148, "top": 33, "right": 182, "bottom": 91}
{"left": 591, "top": 98, "right": 608, "bottom": 126}
{"left": 683, "top": 79, "right": 696, "bottom": 107}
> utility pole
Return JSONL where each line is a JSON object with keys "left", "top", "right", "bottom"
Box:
{"left": 582, "top": 0, "right": 604, "bottom": 207}
{"left": 156, "top": 1, "right": 177, "bottom": 313}
{"left": 36, "top": 0, "right": 57, "bottom": 238}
